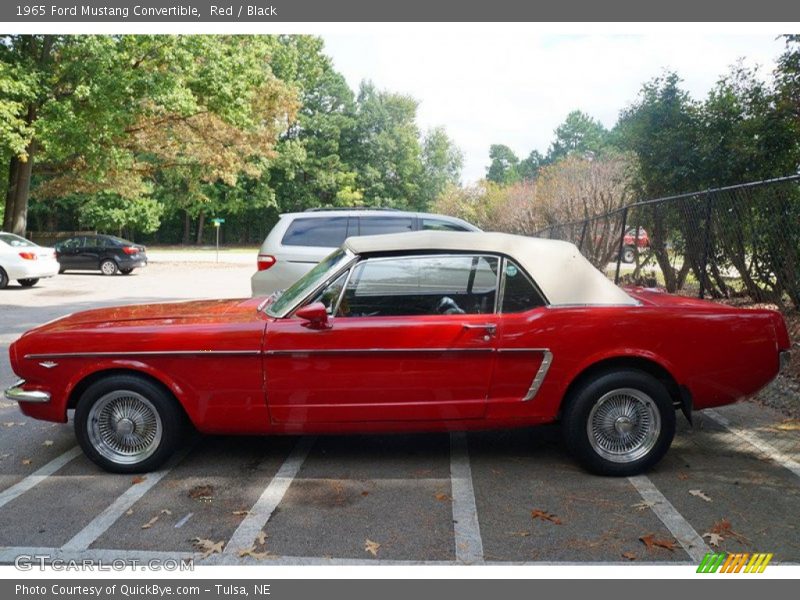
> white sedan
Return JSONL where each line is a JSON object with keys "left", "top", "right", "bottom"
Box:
{"left": 0, "top": 232, "right": 60, "bottom": 289}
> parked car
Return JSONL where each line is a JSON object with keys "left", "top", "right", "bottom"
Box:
{"left": 0, "top": 232, "right": 59, "bottom": 289}
{"left": 251, "top": 209, "right": 480, "bottom": 296}
{"left": 621, "top": 227, "right": 650, "bottom": 263}
{"left": 55, "top": 234, "right": 147, "bottom": 275}
{"left": 6, "top": 232, "right": 790, "bottom": 475}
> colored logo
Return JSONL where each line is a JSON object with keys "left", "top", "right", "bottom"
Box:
{"left": 697, "top": 552, "right": 773, "bottom": 573}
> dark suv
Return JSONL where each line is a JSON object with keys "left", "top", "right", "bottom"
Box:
{"left": 55, "top": 235, "right": 148, "bottom": 275}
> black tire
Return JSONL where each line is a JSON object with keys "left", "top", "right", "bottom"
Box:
{"left": 100, "top": 259, "right": 118, "bottom": 276}
{"left": 621, "top": 246, "right": 635, "bottom": 264}
{"left": 0, "top": 267, "right": 8, "bottom": 290}
{"left": 18, "top": 278, "right": 39, "bottom": 287}
{"left": 119, "top": 268, "right": 134, "bottom": 275}
{"left": 562, "top": 369, "right": 675, "bottom": 476}
{"left": 58, "top": 267, "right": 66, "bottom": 274}
{"left": 74, "top": 374, "right": 186, "bottom": 473}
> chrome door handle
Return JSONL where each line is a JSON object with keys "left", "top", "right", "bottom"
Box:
{"left": 462, "top": 323, "right": 497, "bottom": 336}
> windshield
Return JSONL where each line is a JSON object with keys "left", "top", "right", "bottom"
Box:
{"left": 266, "top": 248, "right": 353, "bottom": 317}
{"left": 0, "top": 233, "right": 36, "bottom": 248}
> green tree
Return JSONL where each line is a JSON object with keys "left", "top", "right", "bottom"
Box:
{"left": 517, "top": 149, "right": 545, "bottom": 180}
{"left": 345, "top": 81, "right": 424, "bottom": 208}
{"left": 420, "top": 127, "right": 463, "bottom": 208}
{"left": 546, "top": 110, "right": 609, "bottom": 163}
{"left": 1, "top": 35, "right": 298, "bottom": 236}
{"left": 486, "top": 144, "right": 520, "bottom": 184}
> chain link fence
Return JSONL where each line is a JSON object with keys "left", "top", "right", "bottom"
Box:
{"left": 535, "top": 175, "right": 800, "bottom": 415}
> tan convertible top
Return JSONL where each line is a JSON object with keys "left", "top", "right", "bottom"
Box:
{"left": 344, "top": 231, "right": 637, "bottom": 307}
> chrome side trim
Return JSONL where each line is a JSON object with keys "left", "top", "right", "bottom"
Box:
{"left": 4, "top": 380, "right": 51, "bottom": 403}
{"left": 264, "top": 347, "right": 494, "bottom": 356}
{"left": 522, "top": 350, "right": 553, "bottom": 402}
{"left": 24, "top": 350, "right": 260, "bottom": 360}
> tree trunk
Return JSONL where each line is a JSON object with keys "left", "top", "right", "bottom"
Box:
{"left": 3, "top": 156, "right": 20, "bottom": 231}
{"left": 9, "top": 133, "right": 37, "bottom": 236}
{"left": 182, "top": 211, "right": 192, "bottom": 245}
{"left": 195, "top": 212, "right": 205, "bottom": 245}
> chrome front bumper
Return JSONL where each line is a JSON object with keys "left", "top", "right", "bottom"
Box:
{"left": 780, "top": 350, "right": 791, "bottom": 372}
{"left": 4, "top": 380, "right": 51, "bottom": 403}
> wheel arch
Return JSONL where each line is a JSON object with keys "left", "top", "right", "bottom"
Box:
{"left": 560, "top": 355, "right": 690, "bottom": 422}
{"left": 66, "top": 367, "right": 193, "bottom": 426}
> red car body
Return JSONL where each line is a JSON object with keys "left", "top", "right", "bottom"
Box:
{"left": 5, "top": 232, "right": 791, "bottom": 474}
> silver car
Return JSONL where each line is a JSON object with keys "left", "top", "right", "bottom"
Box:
{"left": 251, "top": 209, "right": 480, "bottom": 296}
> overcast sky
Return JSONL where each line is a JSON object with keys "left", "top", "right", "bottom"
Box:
{"left": 321, "top": 33, "right": 786, "bottom": 183}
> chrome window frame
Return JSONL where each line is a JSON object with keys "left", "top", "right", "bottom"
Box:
{"left": 327, "top": 252, "right": 503, "bottom": 318}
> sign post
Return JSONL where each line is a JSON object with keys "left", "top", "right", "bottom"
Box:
{"left": 211, "top": 218, "right": 225, "bottom": 263}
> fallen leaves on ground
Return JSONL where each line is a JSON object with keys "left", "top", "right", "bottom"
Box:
{"left": 707, "top": 518, "right": 749, "bottom": 544}
{"left": 677, "top": 472, "right": 690, "bottom": 481}
{"left": 256, "top": 531, "right": 267, "bottom": 546}
{"left": 434, "top": 492, "right": 450, "bottom": 502}
{"left": 361, "top": 491, "right": 369, "bottom": 497}
{"left": 364, "top": 539, "right": 381, "bottom": 556}
{"left": 238, "top": 531, "right": 271, "bottom": 560}
{"left": 141, "top": 509, "right": 172, "bottom": 529}
{"left": 188, "top": 484, "right": 214, "bottom": 502}
{"left": 192, "top": 538, "right": 224, "bottom": 559}
{"left": 131, "top": 476, "right": 146, "bottom": 485}
{"left": 507, "top": 531, "right": 531, "bottom": 537}
{"left": 622, "top": 552, "right": 637, "bottom": 561}
{"left": 42, "top": 440, "right": 54, "bottom": 446}
{"left": 232, "top": 510, "right": 249, "bottom": 516}
{"left": 631, "top": 500, "right": 656, "bottom": 511}
{"left": 531, "top": 509, "right": 562, "bottom": 525}
{"left": 639, "top": 534, "right": 676, "bottom": 552}
{"left": 689, "top": 489, "right": 712, "bottom": 503}
{"left": 703, "top": 532, "right": 724, "bottom": 547}
{"left": 775, "top": 419, "right": 800, "bottom": 431}
{"left": 21, "top": 458, "right": 31, "bottom": 465}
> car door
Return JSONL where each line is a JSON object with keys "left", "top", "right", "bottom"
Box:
{"left": 78, "top": 236, "right": 103, "bottom": 269}
{"left": 56, "top": 237, "right": 82, "bottom": 268}
{"left": 264, "top": 253, "right": 501, "bottom": 423}
{"left": 487, "top": 258, "right": 553, "bottom": 411}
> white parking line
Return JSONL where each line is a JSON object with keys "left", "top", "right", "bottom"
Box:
{"left": 628, "top": 475, "right": 709, "bottom": 562}
{"left": 219, "top": 436, "right": 316, "bottom": 560}
{"left": 706, "top": 409, "right": 800, "bottom": 480}
{"left": 0, "top": 447, "right": 81, "bottom": 509}
{"left": 449, "top": 432, "right": 484, "bottom": 565}
{"left": 61, "top": 444, "right": 194, "bottom": 551}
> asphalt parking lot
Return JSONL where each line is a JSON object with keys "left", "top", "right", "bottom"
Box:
{"left": 1, "top": 255, "right": 799, "bottom": 566}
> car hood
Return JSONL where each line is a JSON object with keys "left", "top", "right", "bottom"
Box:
{"left": 28, "top": 297, "right": 265, "bottom": 334}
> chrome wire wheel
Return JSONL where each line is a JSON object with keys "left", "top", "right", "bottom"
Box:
{"left": 586, "top": 387, "right": 661, "bottom": 464}
{"left": 87, "top": 391, "right": 163, "bottom": 465}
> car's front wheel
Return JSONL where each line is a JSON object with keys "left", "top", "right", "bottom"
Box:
{"left": 74, "top": 374, "right": 186, "bottom": 473}
{"left": 562, "top": 369, "right": 675, "bottom": 476}
{"left": 0, "top": 267, "right": 8, "bottom": 289}
{"left": 18, "top": 278, "right": 39, "bottom": 287}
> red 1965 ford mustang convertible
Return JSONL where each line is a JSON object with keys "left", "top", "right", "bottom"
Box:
{"left": 5, "top": 232, "right": 791, "bottom": 475}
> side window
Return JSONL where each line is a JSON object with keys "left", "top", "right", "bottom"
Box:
{"left": 421, "top": 218, "right": 470, "bottom": 232}
{"left": 340, "top": 255, "right": 499, "bottom": 317}
{"left": 60, "top": 237, "right": 82, "bottom": 249}
{"left": 501, "top": 260, "right": 545, "bottom": 313}
{"left": 307, "top": 270, "right": 350, "bottom": 315}
{"left": 358, "top": 216, "right": 414, "bottom": 236}
{"left": 282, "top": 217, "right": 350, "bottom": 247}
{"left": 83, "top": 237, "right": 101, "bottom": 248}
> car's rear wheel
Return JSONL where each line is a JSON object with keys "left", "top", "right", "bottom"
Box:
{"left": 74, "top": 374, "right": 185, "bottom": 473}
{"left": 18, "top": 278, "right": 39, "bottom": 287}
{"left": 621, "top": 246, "right": 635, "bottom": 264}
{"left": 119, "top": 268, "right": 134, "bottom": 275}
{"left": 100, "top": 259, "right": 118, "bottom": 276}
{"left": 0, "top": 267, "right": 8, "bottom": 289}
{"left": 58, "top": 267, "right": 66, "bottom": 274}
{"left": 562, "top": 370, "right": 675, "bottom": 476}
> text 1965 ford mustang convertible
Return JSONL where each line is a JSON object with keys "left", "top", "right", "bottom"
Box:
{"left": 5, "top": 232, "right": 792, "bottom": 475}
